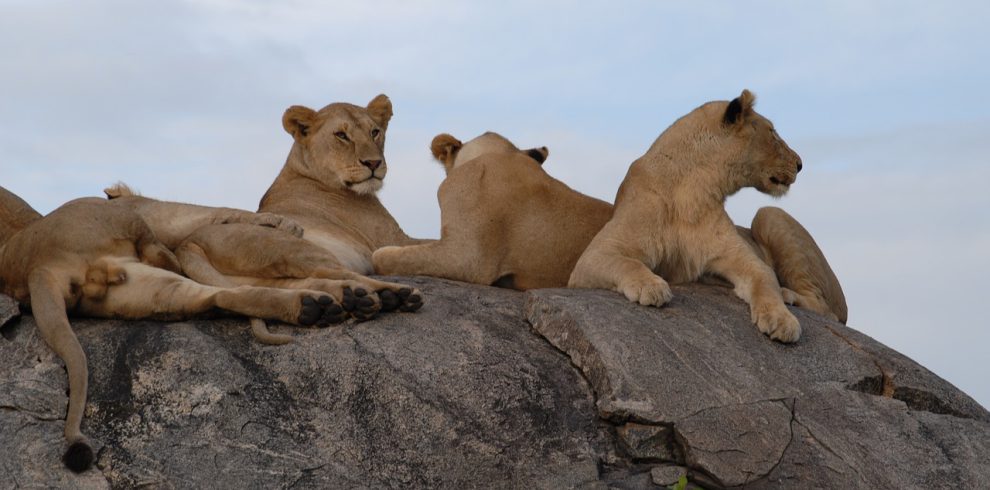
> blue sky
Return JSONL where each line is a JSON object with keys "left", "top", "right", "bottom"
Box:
{"left": 1, "top": 1, "right": 988, "bottom": 407}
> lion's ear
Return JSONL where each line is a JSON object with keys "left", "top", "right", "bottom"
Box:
{"left": 367, "top": 94, "right": 393, "bottom": 131}
{"left": 283, "top": 105, "right": 318, "bottom": 141}
{"left": 524, "top": 146, "right": 549, "bottom": 165}
{"left": 723, "top": 89, "right": 756, "bottom": 126}
{"left": 430, "top": 133, "right": 463, "bottom": 173}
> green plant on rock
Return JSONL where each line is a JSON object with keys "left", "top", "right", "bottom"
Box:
{"left": 668, "top": 474, "right": 688, "bottom": 490}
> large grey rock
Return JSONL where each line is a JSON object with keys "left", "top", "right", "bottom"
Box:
{"left": 2, "top": 281, "right": 988, "bottom": 489}
{"left": 526, "top": 284, "right": 990, "bottom": 488}
{"left": 0, "top": 292, "right": 18, "bottom": 329}
{"left": 0, "top": 281, "right": 607, "bottom": 489}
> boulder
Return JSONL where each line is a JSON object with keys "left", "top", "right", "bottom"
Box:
{"left": 0, "top": 292, "right": 17, "bottom": 330}
{"left": 526, "top": 285, "right": 990, "bottom": 488}
{"left": 1, "top": 278, "right": 987, "bottom": 489}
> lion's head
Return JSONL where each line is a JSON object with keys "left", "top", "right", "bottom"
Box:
{"left": 665, "top": 90, "right": 802, "bottom": 198}
{"left": 713, "top": 90, "right": 802, "bottom": 197}
{"left": 720, "top": 90, "right": 802, "bottom": 197}
{"left": 282, "top": 94, "right": 393, "bottom": 195}
{"left": 430, "top": 131, "right": 548, "bottom": 174}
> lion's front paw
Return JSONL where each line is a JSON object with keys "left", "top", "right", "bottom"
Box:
{"left": 619, "top": 275, "right": 673, "bottom": 307}
{"left": 253, "top": 212, "right": 305, "bottom": 237}
{"left": 753, "top": 303, "right": 801, "bottom": 343}
{"left": 780, "top": 287, "right": 799, "bottom": 305}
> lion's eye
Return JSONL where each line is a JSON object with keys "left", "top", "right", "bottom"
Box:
{"left": 334, "top": 131, "right": 349, "bottom": 142}
{"left": 371, "top": 128, "right": 380, "bottom": 138}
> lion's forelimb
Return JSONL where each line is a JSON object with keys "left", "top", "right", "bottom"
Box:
{"left": 705, "top": 238, "right": 801, "bottom": 343}
{"left": 373, "top": 241, "right": 500, "bottom": 286}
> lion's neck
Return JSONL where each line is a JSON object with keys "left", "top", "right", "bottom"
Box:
{"left": 636, "top": 133, "right": 747, "bottom": 224}
{"left": 259, "top": 160, "right": 415, "bottom": 250}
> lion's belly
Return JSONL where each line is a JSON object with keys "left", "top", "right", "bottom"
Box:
{"left": 302, "top": 229, "right": 374, "bottom": 274}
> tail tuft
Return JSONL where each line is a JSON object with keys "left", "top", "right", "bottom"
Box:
{"left": 103, "top": 182, "right": 138, "bottom": 199}
{"left": 63, "top": 440, "right": 94, "bottom": 473}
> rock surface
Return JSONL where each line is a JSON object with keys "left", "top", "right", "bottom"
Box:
{"left": 0, "top": 293, "right": 17, "bottom": 330}
{"left": 1, "top": 278, "right": 987, "bottom": 489}
{"left": 526, "top": 285, "right": 990, "bottom": 488}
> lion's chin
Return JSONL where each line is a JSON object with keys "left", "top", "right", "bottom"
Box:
{"left": 346, "top": 178, "right": 383, "bottom": 195}
{"left": 765, "top": 183, "right": 789, "bottom": 198}
{"left": 757, "top": 179, "right": 790, "bottom": 198}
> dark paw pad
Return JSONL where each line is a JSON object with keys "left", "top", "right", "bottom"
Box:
{"left": 342, "top": 287, "right": 379, "bottom": 321}
{"left": 298, "top": 296, "right": 323, "bottom": 326}
{"left": 318, "top": 298, "right": 347, "bottom": 327}
{"left": 379, "top": 289, "right": 400, "bottom": 312}
{"left": 63, "top": 441, "right": 94, "bottom": 473}
{"left": 399, "top": 291, "right": 424, "bottom": 312}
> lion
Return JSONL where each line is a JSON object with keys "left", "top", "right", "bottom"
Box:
{"left": 102, "top": 95, "right": 424, "bottom": 341}
{"left": 569, "top": 90, "right": 847, "bottom": 343}
{"left": 372, "top": 130, "right": 844, "bottom": 328}
{"left": 372, "top": 132, "right": 613, "bottom": 289}
{"left": 0, "top": 188, "right": 348, "bottom": 473}
{"left": 103, "top": 183, "right": 416, "bottom": 344}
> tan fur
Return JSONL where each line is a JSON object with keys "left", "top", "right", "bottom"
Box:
{"left": 569, "top": 90, "right": 847, "bottom": 343}
{"left": 0, "top": 191, "right": 348, "bottom": 472}
{"left": 257, "top": 94, "right": 422, "bottom": 270}
{"left": 114, "top": 95, "right": 424, "bottom": 325}
{"left": 373, "top": 132, "right": 609, "bottom": 289}
{"left": 0, "top": 186, "right": 41, "bottom": 245}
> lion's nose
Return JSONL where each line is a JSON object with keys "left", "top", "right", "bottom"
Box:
{"left": 361, "top": 159, "right": 382, "bottom": 171}
{"left": 795, "top": 159, "right": 803, "bottom": 173}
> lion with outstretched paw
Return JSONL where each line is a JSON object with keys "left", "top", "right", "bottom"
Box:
{"left": 569, "top": 90, "right": 846, "bottom": 343}
{"left": 104, "top": 183, "right": 418, "bottom": 344}
{"left": 0, "top": 189, "right": 348, "bottom": 473}
{"left": 373, "top": 132, "right": 613, "bottom": 289}
{"left": 107, "top": 95, "right": 423, "bottom": 334}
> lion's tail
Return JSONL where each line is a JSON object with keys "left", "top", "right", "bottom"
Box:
{"left": 27, "top": 268, "right": 95, "bottom": 473}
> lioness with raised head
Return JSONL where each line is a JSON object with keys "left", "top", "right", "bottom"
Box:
{"left": 0, "top": 187, "right": 347, "bottom": 473}
{"left": 373, "top": 132, "right": 613, "bottom": 289}
{"left": 105, "top": 95, "right": 423, "bottom": 332}
{"left": 569, "top": 90, "right": 846, "bottom": 343}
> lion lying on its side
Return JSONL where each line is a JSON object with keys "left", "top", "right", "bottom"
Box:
{"left": 103, "top": 183, "right": 418, "bottom": 343}
{"left": 373, "top": 132, "right": 613, "bottom": 289}
{"left": 569, "top": 90, "right": 846, "bottom": 343}
{"left": 0, "top": 187, "right": 346, "bottom": 472}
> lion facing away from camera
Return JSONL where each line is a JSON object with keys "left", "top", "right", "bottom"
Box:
{"left": 373, "top": 128, "right": 844, "bottom": 331}
{"left": 569, "top": 90, "right": 846, "bottom": 343}
{"left": 373, "top": 132, "right": 614, "bottom": 290}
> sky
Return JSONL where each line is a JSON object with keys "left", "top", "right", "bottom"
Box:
{"left": 1, "top": 1, "right": 987, "bottom": 407}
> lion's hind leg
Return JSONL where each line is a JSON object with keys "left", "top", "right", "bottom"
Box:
{"left": 174, "top": 242, "right": 299, "bottom": 344}
{"left": 85, "top": 260, "right": 345, "bottom": 332}
{"left": 27, "top": 268, "right": 94, "bottom": 472}
{"left": 750, "top": 207, "right": 848, "bottom": 323}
